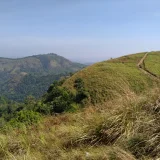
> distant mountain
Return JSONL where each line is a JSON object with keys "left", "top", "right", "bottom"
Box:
{"left": 0, "top": 53, "right": 85, "bottom": 101}
{"left": 0, "top": 53, "right": 84, "bottom": 74}
{"left": 84, "top": 62, "right": 95, "bottom": 65}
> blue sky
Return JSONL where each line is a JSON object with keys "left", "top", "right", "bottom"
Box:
{"left": 1, "top": 0, "right": 160, "bottom": 62}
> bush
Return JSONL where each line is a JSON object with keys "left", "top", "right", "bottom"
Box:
{"left": 43, "top": 78, "right": 89, "bottom": 113}
{"left": 74, "top": 78, "right": 89, "bottom": 104}
{"left": 64, "top": 103, "right": 79, "bottom": 113}
{"left": 76, "top": 90, "right": 89, "bottom": 104}
{"left": 9, "top": 110, "right": 41, "bottom": 126}
{"left": 34, "top": 101, "right": 51, "bottom": 115}
{"left": 44, "top": 81, "right": 74, "bottom": 113}
{"left": 74, "top": 78, "right": 84, "bottom": 90}
{"left": 51, "top": 88, "right": 74, "bottom": 113}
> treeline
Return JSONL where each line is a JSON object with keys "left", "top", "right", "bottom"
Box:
{"left": 0, "top": 78, "right": 89, "bottom": 128}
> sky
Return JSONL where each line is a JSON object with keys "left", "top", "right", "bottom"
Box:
{"left": 1, "top": 0, "right": 160, "bottom": 62}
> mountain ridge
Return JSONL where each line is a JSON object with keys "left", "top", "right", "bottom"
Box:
{"left": 62, "top": 51, "right": 160, "bottom": 105}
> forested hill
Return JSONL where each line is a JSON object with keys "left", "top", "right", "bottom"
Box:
{"left": 0, "top": 53, "right": 85, "bottom": 101}
{"left": 0, "top": 53, "right": 84, "bottom": 74}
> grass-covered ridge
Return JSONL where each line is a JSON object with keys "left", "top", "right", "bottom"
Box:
{"left": 63, "top": 52, "right": 160, "bottom": 104}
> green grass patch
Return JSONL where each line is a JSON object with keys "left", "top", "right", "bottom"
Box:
{"left": 144, "top": 51, "right": 160, "bottom": 77}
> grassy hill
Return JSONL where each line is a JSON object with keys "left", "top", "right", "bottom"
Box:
{"left": 0, "top": 53, "right": 85, "bottom": 101}
{"left": 0, "top": 51, "right": 160, "bottom": 160}
{"left": 63, "top": 52, "right": 160, "bottom": 105}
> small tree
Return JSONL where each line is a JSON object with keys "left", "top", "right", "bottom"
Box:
{"left": 44, "top": 81, "right": 74, "bottom": 113}
{"left": 9, "top": 110, "right": 41, "bottom": 126}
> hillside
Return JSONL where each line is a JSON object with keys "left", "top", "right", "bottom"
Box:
{"left": 1, "top": 51, "right": 160, "bottom": 160}
{"left": 0, "top": 53, "right": 85, "bottom": 101}
{"left": 63, "top": 52, "right": 160, "bottom": 105}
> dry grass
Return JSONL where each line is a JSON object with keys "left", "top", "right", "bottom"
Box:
{"left": 63, "top": 52, "right": 159, "bottom": 105}
{"left": 0, "top": 87, "right": 160, "bottom": 160}
{"left": 1, "top": 52, "right": 160, "bottom": 159}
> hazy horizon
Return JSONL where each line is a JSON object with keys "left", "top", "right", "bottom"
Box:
{"left": 0, "top": 52, "right": 112, "bottom": 63}
{"left": 1, "top": 0, "right": 160, "bottom": 62}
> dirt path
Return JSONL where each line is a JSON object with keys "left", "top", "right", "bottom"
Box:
{"left": 137, "top": 53, "right": 148, "bottom": 68}
{"left": 137, "top": 53, "right": 159, "bottom": 79}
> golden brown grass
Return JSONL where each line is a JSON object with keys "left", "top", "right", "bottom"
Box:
{"left": 0, "top": 87, "right": 160, "bottom": 160}
{"left": 63, "top": 52, "right": 160, "bottom": 105}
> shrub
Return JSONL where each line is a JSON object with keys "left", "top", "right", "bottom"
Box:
{"left": 34, "top": 102, "right": 51, "bottom": 115}
{"left": 44, "top": 78, "right": 88, "bottom": 113}
{"left": 9, "top": 110, "right": 41, "bottom": 127}
{"left": 76, "top": 90, "right": 89, "bottom": 104}
{"left": 65, "top": 103, "right": 80, "bottom": 113}
{"left": 51, "top": 88, "right": 74, "bottom": 113}
{"left": 44, "top": 81, "right": 74, "bottom": 113}
{"left": 74, "top": 78, "right": 89, "bottom": 104}
{"left": 74, "top": 78, "right": 84, "bottom": 90}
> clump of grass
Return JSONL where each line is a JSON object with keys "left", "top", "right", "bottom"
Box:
{"left": 127, "top": 135, "right": 147, "bottom": 158}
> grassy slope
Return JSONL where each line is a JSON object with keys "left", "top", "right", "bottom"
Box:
{"left": 63, "top": 52, "right": 159, "bottom": 104}
{"left": 1, "top": 52, "right": 160, "bottom": 160}
{"left": 144, "top": 51, "right": 160, "bottom": 77}
{"left": 1, "top": 87, "right": 160, "bottom": 160}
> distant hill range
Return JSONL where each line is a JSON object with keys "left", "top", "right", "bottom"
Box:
{"left": 0, "top": 53, "right": 85, "bottom": 101}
